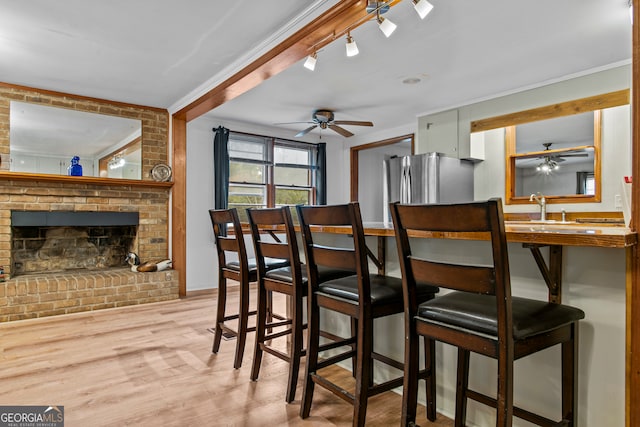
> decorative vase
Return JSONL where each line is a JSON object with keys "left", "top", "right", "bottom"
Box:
{"left": 68, "top": 156, "right": 83, "bottom": 176}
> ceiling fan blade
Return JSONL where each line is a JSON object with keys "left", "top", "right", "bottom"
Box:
{"left": 295, "top": 125, "right": 318, "bottom": 137}
{"left": 275, "top": 121, "right": 314, "bottom": 125}
{"left": 559, "top": 153, "right": 589, "bottom": 157}
{"left": 328, "top": 124, "right": 354, "bottom": 137}
{"left": 333, "top": 120, "right": 374, "bottom": 127}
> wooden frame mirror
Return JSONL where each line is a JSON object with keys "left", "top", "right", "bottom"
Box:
{"left": 470, "top": 89, "right": 629, "bottom": 205}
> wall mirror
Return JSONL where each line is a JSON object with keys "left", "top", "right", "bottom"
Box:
{"left": 9, "top": 101, "right": 142, "bottom": 179}
{"left": 470, "top": 90, "right": 629, "bottom": 205}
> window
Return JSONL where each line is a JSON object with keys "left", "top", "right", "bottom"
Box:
{"left": 227, "top": 132, "right": 320, "bottom": 220}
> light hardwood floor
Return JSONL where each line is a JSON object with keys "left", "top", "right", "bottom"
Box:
{"left": 0, "top": 285, "right": 452, "bottom": 426}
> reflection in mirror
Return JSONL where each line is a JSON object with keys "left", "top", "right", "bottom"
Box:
{"left": 513, "top": 111, "right": 596, "bottom": 197}
{"left": 514, "top": 147, "right": 595, "bottom": 197}
{"left": 10, "top": 101, "right": 142, "bottom": 179}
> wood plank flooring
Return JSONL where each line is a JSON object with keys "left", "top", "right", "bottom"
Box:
{"left": 0, "top": 285, "right": 452, "bottom": 426}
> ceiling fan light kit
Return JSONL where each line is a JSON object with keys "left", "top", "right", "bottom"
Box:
{"left": 283, "top": 109, "right": 374, "bottom": 138}
{"left": 302, "top": 0, "right": 433, "bottom": 70}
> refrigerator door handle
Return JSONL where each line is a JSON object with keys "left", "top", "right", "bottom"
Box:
{"left": 400, "top": 158, "right": 410, "bottom": 204}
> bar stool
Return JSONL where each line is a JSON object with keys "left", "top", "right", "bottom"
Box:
{"left": 208, "top": 208, "right": 288, "bottom": 369}
{"left": 247, "top": 206, "right": 358, "bottom": 403}
{"left": 297, "top": 202, "right": 439, "bottom": 427}
{"left": 390, "top": 198, "right": 585, "bottom": 427}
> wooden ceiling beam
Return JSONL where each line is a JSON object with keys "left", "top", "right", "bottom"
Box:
{"left": 173, "top": 0, "right": 401, "bottom": 122}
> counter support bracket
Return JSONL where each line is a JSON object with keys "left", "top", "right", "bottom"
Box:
{"left": 523, "top": 244, "right": 563, "bottom": 303}
{"left": 365, "top": 236, "right": 386, "bottom": 276}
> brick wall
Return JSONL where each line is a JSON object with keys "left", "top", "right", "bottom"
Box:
{"left": 0, "top": 269, "right": 179, "bottom": 322}
{"left": 0, "top": 83, "right": 178, "bottom": 321}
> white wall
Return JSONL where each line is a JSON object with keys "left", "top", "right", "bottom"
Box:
{"left": 184, "top": 116, "right": 344, "bottom": 291}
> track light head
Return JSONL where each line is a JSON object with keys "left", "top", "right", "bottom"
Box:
{"left": 303, "top": 52, "right": 317, "bottom": 71}
{"left": 377, "top": 13, "right": 397, "bottom": 37}
{"left": 413, "top": 0, "right": 434, "bottom": 19}
{"left": 345, "top": 32, "right": 359, "bottom": 57}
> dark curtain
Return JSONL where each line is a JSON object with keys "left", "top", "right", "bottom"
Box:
{"left": 576, "top": 171, "right": 588, "bottom": 194}
{"left": 316, "top": 142, "right": 327, "bottom": 205}
{"left": 213, "top": 126, "right": 230, "bottom": 209}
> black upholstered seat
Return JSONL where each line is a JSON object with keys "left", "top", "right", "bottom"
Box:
{"left": 418, "top": 292, "right": 584, "bottom": 340}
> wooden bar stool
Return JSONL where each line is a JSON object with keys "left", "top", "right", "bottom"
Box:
{"left": 297, "top": 202, "right": 439, "bottom": 427}
{"left": 247, "top": 206, "right": 358, "bottom": 403}
{"left": 246, "top": 206, "right": 306, "bottom": 403}
{"left": 390, "top": 198, "right": 585, "bottom": 427}
{"left": 208, "top": 208, "right": 287, "bottom": 369}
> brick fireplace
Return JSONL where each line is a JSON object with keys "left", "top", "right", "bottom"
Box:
{"left": 0, "top": 83, "right": 178, "bottom": 322}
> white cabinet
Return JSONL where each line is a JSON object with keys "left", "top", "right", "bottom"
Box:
{"left": 417, "top": 109, "right": 459, "bottom": 157}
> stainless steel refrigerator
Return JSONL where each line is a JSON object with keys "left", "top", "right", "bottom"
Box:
{"left": 383, "top": 152, "right": 474, "bottom": 223}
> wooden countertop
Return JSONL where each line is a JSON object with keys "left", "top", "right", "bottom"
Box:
{"left": 310, "top": 221, "right": 637, "bottom": 249}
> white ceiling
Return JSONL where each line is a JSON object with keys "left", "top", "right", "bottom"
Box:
{"left": 0, "top": 0, "right": 633, "bottom": 144}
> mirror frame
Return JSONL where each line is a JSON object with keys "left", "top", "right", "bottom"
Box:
{"left": 470, "top": 89, "right": 629, "bottom": 205}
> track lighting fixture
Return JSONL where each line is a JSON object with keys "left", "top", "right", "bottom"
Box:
{"left": 377, "top": 11, "right": 397, "bottom": 37}
{"left": 345, "top": 32, "right": 359, "bottom": 57}
{"left": 413, "top": 0, "right": 434, "bottom": 19}
{"left": 303, "top": 52, "right": 317, "bottom": 71}
{"left": 302, "top": 0, "right": 435, "bottom": 69}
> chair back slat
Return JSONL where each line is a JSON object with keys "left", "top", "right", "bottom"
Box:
{"left": 259, "top": 241, "right": 290, "bottom": 260}
{"left": 409, "top": 257, "right": 495, "bottom": 295}
{"left": 396, "top": 202, "right": 493, "bottom": 233}
{"left": 217, "top": 236, "right": 239, "bottom": 252}
{"left": 312, "top": 245, "right": 357, "bottom": 271}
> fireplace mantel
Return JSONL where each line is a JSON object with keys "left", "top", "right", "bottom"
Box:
{"left": 0, "top": 171, "right": 173, "bottom": 188}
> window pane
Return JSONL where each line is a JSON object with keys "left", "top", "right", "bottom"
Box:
{"left": 229, "top": 184, "right": 265, "bottom": 207}
{"left": 229, "top": 161, "right": 265, "bottom": 184}
{"left": 275, "top": 145, "right": 310, "bottom": 165}
{"left": 274, "top": 166, "right": 310, "bottom": 186}
{"left": 229, "top": 137, "right": 267, "bottom": 161}
{"left": 275, "top": 188, "right": 311, "bottom": 206}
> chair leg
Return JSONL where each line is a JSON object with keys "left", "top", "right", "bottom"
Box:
{"left": 234, "top": 277, "right": 250, "bottom": 369}
{"left": 285, "top": 291, "right": 304, "bottom": 403}
{"left": 561, "top": 323, "right": 579, "bottom": 426}
{"left": 424, "top": 337, "right": 437, "bottom": 422}
{"left": 353, "top": 316, "right": 373, "bottom": 427}
{"left": 300, "top": 293, "right": 320, "bottom": 418}
{"left": 212, "top": 276, "right": 227, "bottom": 353}
{"left": 250, "top": 281, "right": 268, "bottom": 381}
{"left": 496, "top": 349, "right": 514, "bottom": 427}
{"left": 454, "top": 348, "right": 470, "bottom": 427}
{"left": 401, "top": 327, "right": 420, "bottom": 426}
{"left": 351, "top": 317, "right": 358, "bottom": 378}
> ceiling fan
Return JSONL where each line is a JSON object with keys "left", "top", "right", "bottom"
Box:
{"left": 278, "top": 109, "right": 373, "bottom": 138}
{"left": 537, "top": 142, "right": 589, "bottom": 162}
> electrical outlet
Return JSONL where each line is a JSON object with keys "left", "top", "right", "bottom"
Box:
{"left": 614, "top": 194, "right": 622, "bottom": 209}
